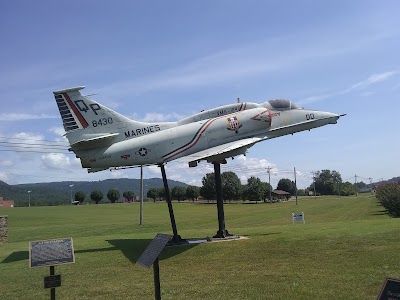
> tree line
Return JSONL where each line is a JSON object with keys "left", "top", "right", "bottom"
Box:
{"left": 72, "top": 169, "right": 368, "bottom": 204}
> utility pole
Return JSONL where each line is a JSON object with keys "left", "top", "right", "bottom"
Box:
{"left": 69, "top": 184, "right": 74, "bottom": 204}
{"left": 294, "top": 167, "right": 298, "bottom": 205}
{"left": 354, "top": 174, "right": 358, "bottom": 196}
{"left": 267, "top": 166, "right": 272, "bottom": 204}
{"left": 311, "top": 171, "right": 316, "bottom": 199}
{"left": 140, "top": 165, "right": 144, "bottom": 225}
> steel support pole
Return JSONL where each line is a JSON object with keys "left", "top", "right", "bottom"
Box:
{"left": 153, "top": 257, "right": 161, "bottom": 300}
{"left": 213, "top": 162, "right": 229, "bottom": 238}
{"left": 140, "top": 165, "right": 144, "bottom": 225}
{"left": 159, "top": 164, "right": 182, "bottom": 243}
{"left": 50, "top": 266, "right": 55, "bottom": 300}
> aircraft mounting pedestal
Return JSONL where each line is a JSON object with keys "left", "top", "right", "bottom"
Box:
{"left": 159, "top": 164, "right": 186, "bottom": 245}
{"left": 213, "top": 162, "right": 231, "bottom": 238}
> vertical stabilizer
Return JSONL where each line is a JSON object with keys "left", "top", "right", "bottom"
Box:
{"left": 53, "top": 86, "right": 131, "bottom": 134}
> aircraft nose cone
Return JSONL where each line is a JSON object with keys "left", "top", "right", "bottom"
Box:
{"left": 325, "top": 112, "right": 346, "bottom": 124}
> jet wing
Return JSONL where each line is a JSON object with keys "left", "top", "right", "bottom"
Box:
{"left": 175, "top": 137, "right": 264, "bottom": 167}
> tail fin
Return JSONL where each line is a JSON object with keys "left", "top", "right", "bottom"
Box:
{"left": 53, "top": 86, "right": 135, "bottom": 150}
{"left": 53, "top": 86, "right": 131, "bottom": 133}
{"left": 53, "top": 86, "right": 177, "bottom": 153}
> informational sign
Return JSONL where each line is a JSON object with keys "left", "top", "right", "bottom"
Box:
{"left": 29, "top": 238, "right": 75, "bottom": 268}
{"left": 377, "top": 278, "right": 400, "bottom": 300}
{"left": 292, "top": 212, "right": 305, "bottom": 224}
{"left": 44, "top": 275, "right": 61, "bottom": 289}
{"left": 136, "top": 233, "right": 172, "bottom": 268}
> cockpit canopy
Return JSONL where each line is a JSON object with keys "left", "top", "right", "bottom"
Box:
{"left": 263, "top": 99, "right": 302, "bottom": 111}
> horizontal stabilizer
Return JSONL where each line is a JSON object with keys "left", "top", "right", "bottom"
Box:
{"left": 88, "top": 167, "right": 109, "bottom": 173}
{"left": 70, "top": 133, "right": 119, "bottom": 150}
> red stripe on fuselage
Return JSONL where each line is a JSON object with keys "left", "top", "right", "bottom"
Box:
{"left": 63, "top": 93, "right": 89, "bottom": 128}
{"left": 164, "top": 112, "right": 236, "bottom": 161}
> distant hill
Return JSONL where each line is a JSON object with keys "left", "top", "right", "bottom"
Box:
{"left": 0, "top": 178, "right": 188, "bottom": 206}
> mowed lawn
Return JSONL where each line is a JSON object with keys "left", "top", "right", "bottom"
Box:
{"left": 1, "top": 195, "right": 399, "bottom": 300}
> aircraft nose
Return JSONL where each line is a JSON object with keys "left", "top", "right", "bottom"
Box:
{"left": 324, "top": 112, "right": 346, "bottom": 124}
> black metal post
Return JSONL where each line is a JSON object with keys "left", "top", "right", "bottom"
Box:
{"left": 153, "top": 257, "right": 161, "bottom": 300}
{"left": 50, "top": 266, "right": 55, "bottom": 300}
{"left": 213, "top": 163, "right": 230, "bottom": 238}
{"left": 159, "top": 164, "right": 183, "bottom": 244}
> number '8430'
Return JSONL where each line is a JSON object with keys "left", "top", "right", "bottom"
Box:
{"left": 92, "top": 117, "right": 113, "bottom": 127}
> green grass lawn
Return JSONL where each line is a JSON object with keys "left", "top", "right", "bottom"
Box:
{"left": 1, "top": 195, "right": 399, "bottom": 300}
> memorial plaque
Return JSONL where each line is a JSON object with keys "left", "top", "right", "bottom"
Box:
{"left": 292, "top": 212, "right": 305, "bottom": 224}
{"left": 44, "top": 275, "right": 61, "bottom": 289}
{"left": 29, "top": 238, "right": 75, "bottom": 268}
{"left": 136, "top": 234, "right": 172, "bottom": 268}
{"left": 377, "top": 278, "right": 400, "bottom": 300}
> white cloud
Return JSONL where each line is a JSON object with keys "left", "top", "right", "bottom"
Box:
{"left": 0, "top": 171, "right": 9, "bottom": 182}
{"left": 49, "top": 127, "right": 66, "bottom": 137}
{"left": 40, "top": 153, "right": 80, "bottom": 170}
{"left": 95, "top": 29, "right": 396, "bottom": 100}
{"left": 345, "top": 71, "right": 398, "bottom": 92}
{"left": 0, "top": 160, "right": 13, "bottom": 167}
{"left": 144, "top": 156, "right": 278, "bottom": 187}
{"left": 130, "top": 112, "right": 184, "bottom": 122}
{"left": 0, "top": 113, "right": 58, "bottom": 121}
{"left": 300, "top": 71, "right": 399, "bottom": 104}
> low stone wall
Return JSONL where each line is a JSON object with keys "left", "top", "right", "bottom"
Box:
{"left": 0, "top": 216, "right": 8, "bottom": 244}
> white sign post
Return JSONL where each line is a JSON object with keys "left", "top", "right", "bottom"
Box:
{"left": 292, "top": 212, "right": 305, "bottom": 224}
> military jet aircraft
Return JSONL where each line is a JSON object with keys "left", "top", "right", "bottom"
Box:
{"left": 53, "top": 86, "right": 344, "bottom": 172}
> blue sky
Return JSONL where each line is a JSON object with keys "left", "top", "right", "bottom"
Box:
{"left": 0, "top": 1, "right": 399, "bottom": 189}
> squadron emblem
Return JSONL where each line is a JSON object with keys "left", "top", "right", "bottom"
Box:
{"left": 226, "top": 116, "right": 242, "bottom": 133}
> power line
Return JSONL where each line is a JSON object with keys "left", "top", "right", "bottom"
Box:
{"left": 0, "top": 135, "right": 68, "bottom": 144}
{"left": 0, "top": 144, "right": 68, "bottom": 151}
{"left": 0, "top": 149, "right": 71, "bottom": 154}
{"left": 0, "top": 141, "right": 68, "bottom": 148}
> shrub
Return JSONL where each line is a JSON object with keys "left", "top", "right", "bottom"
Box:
{"left": 376, "top": 183, "right": 400, "bottom": 217}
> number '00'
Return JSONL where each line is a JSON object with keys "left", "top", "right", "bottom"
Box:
{"left": 306, "top": 114, "right": 314, "bottom": 120}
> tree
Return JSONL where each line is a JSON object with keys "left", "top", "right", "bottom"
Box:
{"left": 221, "top": 171, "right": 242, "bottom": 202}
{"left": 123, "top": 191, "right": 135, "bottom": 202}
{"left": 186, "top": 185, "right": 200, "bottom": 202}
{"left": 200, "top": 173, "right": 216, "bottom": 201}
{"left": 245, "top": 177, "right": 266, "bottom": 203}
{"left": 171, "top": 186, "right": 186, "bottom": 202}
{"left": 277, "top": 178, "right": 295, "bottom": 195}
{"left": 262, "top": 181, "right": 273, "bottom": 202}
{"left": 310, "top": 170, "right": 342, "bottom": 195}
{"left": 74, "top": 191, "right": 86, "bottom": 204}
{"left": 90, "top": 190, "right": 103, "bottom": 204}
{"left": 147, "top": 188, "right": 159, "bottom": 202}
{"left": 376, "top": 183, "right": 400, "bottom": 217}
{"left": 297, "top": 189, "right": 306, "bottom": 196}
{"left": 107, "top": 189, "right": 120, "bottom": 203}
{"left": 157, "top": 188, "right": 165, "bottom": 200}
{"left": 340, "top": 182, "right": 355, "bottom": 196}
{"left": 355, "top": 181, "right": 367, "bottom": 189}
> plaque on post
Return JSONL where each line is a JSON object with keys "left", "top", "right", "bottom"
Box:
{"left": 137, "top": 233, "right": 171, "bottom": 268}
{"left": 137, "top": 233, "right": 172, "bottom": 300}
{"left": 30, "top": 237, "right": 75, "bottom": 268}
{"left": 292, "top": 212, "right": 305, "bottom": 224}
{"left": 29, "top": 238, "right": 75, "bottom": 300}
{"left": 377, "top": 278, "right": 400, "bottom": 300}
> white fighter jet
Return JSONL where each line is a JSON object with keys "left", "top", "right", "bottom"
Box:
{"left": 53, "top": 86, "right": 344, "bottom": 172}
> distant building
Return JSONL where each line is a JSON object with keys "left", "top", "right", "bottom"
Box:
{"left": 272, "top": 190, "right": 291, "bottom": 201}
{"left": 0, "top": 197, "right": 14, "bottom": 208}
